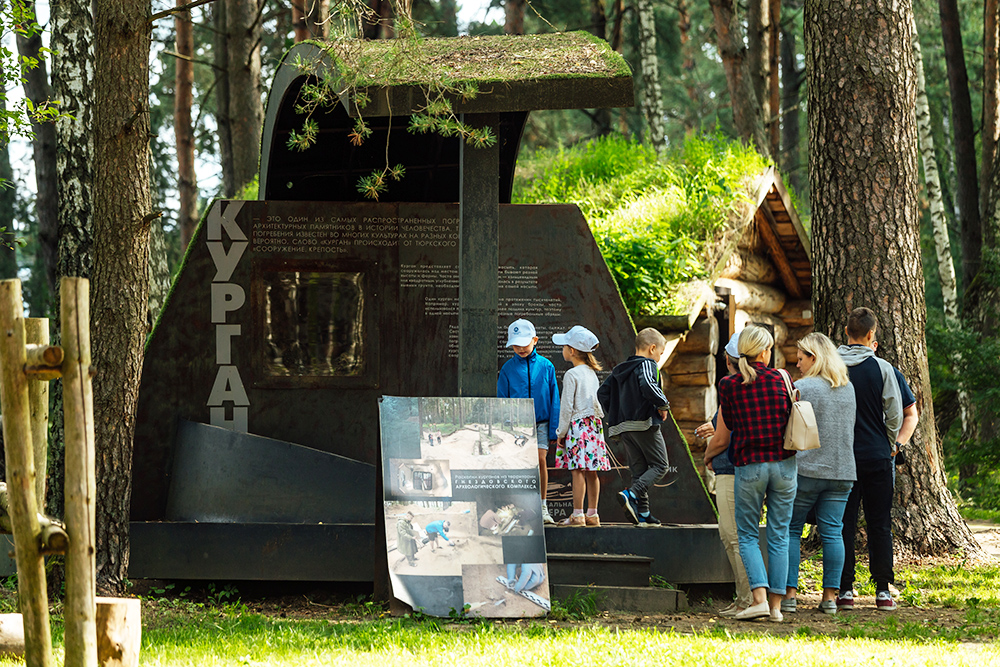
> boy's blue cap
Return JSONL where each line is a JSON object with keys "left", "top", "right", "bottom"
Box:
{"left": 506, "top": 319, "right": 536, "bottom": 347}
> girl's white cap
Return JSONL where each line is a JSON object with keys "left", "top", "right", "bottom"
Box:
{"left": 552, "top": 326, "right": 599, "bottom": 353}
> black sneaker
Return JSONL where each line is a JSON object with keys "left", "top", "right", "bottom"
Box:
{"left": 637, "top": 512, "right": 661, "bottom": 527}
{"left": 618, "top": 490, "right": 639, "bottom": 524}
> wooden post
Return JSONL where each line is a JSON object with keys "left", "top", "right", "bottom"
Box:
{"left": 62, "top": 278, "right": 98, "bottom": 667}
{"left": 0, "top": 279, "right": 52, "bottom": 667}
{"left": 95, "top": 598, "right": 140, "bottom": 667}
{"left": 24, "top": 319, "right": 49, "bottom": 509}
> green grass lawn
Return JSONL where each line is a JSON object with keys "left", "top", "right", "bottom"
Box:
{"left": 3, "top": 554, "right": 1000, "bottom": 666}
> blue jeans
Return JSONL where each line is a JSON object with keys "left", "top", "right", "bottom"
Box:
{"left": 735, "top": 458, "right": 797, "bottom": 595}
{"left": 786, "top": 476, "right": 853, "bottom": 590}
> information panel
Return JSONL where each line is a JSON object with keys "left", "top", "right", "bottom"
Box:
{"left": 379, "top": 396, "right": 549, "bottom": 618}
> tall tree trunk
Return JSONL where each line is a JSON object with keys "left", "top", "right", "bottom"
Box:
{"left": 913, "top": 11, "right": 973, "bottom": 478}
{"left": 748, "top": 0, "right": 772, "bottom": 139}
{"left": 636, "top": 0, "right": 665, "bottom": 153}
{"left": 50, "top": 0, "right": 96, "bottom": 521}
{"left": 780, "top": 21, "right": 804, "bottom": 193}
{"left": 16, "top": 0, "right": 58, "bottom": 302}
{"left": 293, "top": 0, "right": 329, "bottom": 40}
{"left": 439, "top": 0, "right": 457, "bottom": 36}
{"left": 214, "top": 2, "right": 235, "bottom": 197}
{"left": 913, "top": 17, "right": 959, "bottom": 324}
{"left": 94, "top": 0, "right": 153, "bottom": 594}
{"left": 610, "top": 0, "right": 624, "bottom": 51}
{"left": 939, "top": 0, "right": 981, "bottom": 288}
{"left": 984, "top": 0, "right": 1000, "bottom": 223}
{"left": 292, "top": 0, "right": 307, "bottom": 41}
{"left": 0, "top": 65, "right": 16, "bottom": 281}
{"left": 678, "top": 0, "right": 698, "bottom": 110}
{"left": 175, "top": 5, "right": 198, "bottom": 250}
{"left": 805, "top": 0, "right": 980, "bottom": 556}
{"left": 588, "top": 0, "right": 612, "bottom": 136}
{"left": 227, "top": 0, "right": 264, "bottom": 194}
{"left": 768, "top": 0, "right": 781, "bottom": 159}
{"left": 504, "top": 0, "right": 525, "bottom": 34}
{"left": 710, "top": 0, "right": 770, "bottom": 158}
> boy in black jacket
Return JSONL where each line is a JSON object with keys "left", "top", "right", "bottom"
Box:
{"left": 597, "top": 328, "right": 671, "bottom": 526}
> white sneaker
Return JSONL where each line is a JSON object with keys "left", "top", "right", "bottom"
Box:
{"left": 769, "top": 608, "right": 783, "bottom": 623}
{"left": 734, "top": 601, "right": 769, "bottom": 620}
{"left": 541, "top": 507, "right": 556, "bottom": 525}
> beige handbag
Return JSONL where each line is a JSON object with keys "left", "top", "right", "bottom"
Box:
{"left": 777, "top": 369, "right": 821, "bottom": 451}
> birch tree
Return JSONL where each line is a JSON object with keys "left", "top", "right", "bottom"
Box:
{"left": 636, "top": 0, "right": 665, "bottom": 153}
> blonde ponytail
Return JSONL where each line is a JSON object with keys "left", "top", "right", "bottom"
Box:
{"left": 737, "top": 325, "right": 774, "bottom": 385}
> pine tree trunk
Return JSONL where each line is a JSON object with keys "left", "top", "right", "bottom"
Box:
{"left": 0, "top": 62, "right": 17, "bottom": 281}
{"left": 780, "top": 22, "right": 804, "bottom": 194}
{"left": 709, "top": 0, "right": 770, "bottom": 158}
{"left": 505, "top": 0, "right": 525, "bottom": 35}
{"left": 913, "top": 12, "right": 973, "bottom": 478}
{"left": 588, "top": 0, "right": 612, "bottom": 136}
{"left": 748, "top": 0, "right": 771, "bottom": 133}
{"left": 939, "top": 0, "right": 981, "bottom": 287}
{"left": 805, "top": 0, "right": 980, "bottom": 556}
{"left": 636, "top": 0, "right": 665, "bottom": 153}
{"left": 678, "top": 0, "right": 698, "bottom": 108}
{"left": 767, "top": 0, "right": 780, "bottom": 159}
{"left": 16, "top": 0, "right": 59, "bottom": 299}
{"left": 214, "top": 1, "right": 235, "bottom": 198}
{"left": 226, "top": 0, "right": 264, "bottom": 194}
{"left": 93, "top": 0, "right": 153, "bottom": 594}
{"left": 984, "top": 0, "right": 999, "bottom": 223}
{"left": 175, "top": 5, "right": 198, "bottom": 250}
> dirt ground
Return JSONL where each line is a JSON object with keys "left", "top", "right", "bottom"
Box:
{"left": 461, "top": 564, "right": 550, "bottom": 619}
{"left": 420, "top": 425, "right": 536, "bottom": 470}
{"left": 385, "top": 502, "right": 504, "bottom": 576}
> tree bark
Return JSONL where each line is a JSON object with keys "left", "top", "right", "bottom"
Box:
{"left": 175, "top": 5, "right": 198, "bottom": 251}
{"left": 16, "top": 0, "right": 59, "bottom": 301}
{"left": 226, "top": 0, "right": 264, "bottom": 194}
{"left": 94, "top": 0, "right": 153, "bottom": 593}
{"left": 984, "top": 0, "right": 1000, "bottom": 223}
{"left": 0, "top": 64, "right": 17, "bottom": 281}
{"left": 747, "top": 0, "right": 772, "bottom": 145}
{"left": 939, "top": 0, "right": 981, "bottom": 288}
{"left": 636, "top": 0, "right": 665, "bottom": 153}
{"left": 805, "top": 0, "right": 979, "bottom": 556}
{"left": 710, "top": 0, "right": 770, "bottom": 158}
{"left": 768, "top": 0, "right": 781, "bottom": 159}
{"left": 214, "top": 1, "right": 235, "bottom": 197}
{"left": 780, "top": 19, "right": 805, "bottom": 193}
{"left": 504, "top": 0, "right": 525, "bottom": 35}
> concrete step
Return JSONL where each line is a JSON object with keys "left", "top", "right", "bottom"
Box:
{"left": 547, "top": 552, "right": 652, "bottom": 588}
{"left": 551, "top": 584, "right": 688, "bottom": 613}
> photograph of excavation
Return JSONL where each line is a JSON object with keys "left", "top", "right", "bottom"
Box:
{"left": 461, "top": 563, "right": 550, "bottom": 618}
{"left": 418, "top": 397, "right": 538, "bottom": 470}
{"left": 385, "top": 501, "right": 503, "bottom": 576}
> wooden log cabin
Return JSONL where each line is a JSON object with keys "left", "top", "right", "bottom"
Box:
{"left": 635, "top": 166, "right": 812, "bottom": 478}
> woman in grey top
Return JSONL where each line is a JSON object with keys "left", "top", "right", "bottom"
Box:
{"left": 782, "top": 333, "right": 856, "bottom": 615}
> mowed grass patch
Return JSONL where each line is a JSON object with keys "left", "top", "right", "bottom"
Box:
{"left": 138, "top": 612, "right": 1000, "bottom": 667}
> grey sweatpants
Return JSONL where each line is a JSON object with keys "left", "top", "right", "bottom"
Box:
{"left": 618, "top": 425, "right": 668, "bottom": 513}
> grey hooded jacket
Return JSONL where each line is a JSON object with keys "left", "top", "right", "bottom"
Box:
{"left": 837, "top": 344, "right": 903, "bottom": 461}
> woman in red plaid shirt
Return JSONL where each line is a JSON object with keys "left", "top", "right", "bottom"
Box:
{"left": 708, "top": 325, "right": 795, "bottom": 622}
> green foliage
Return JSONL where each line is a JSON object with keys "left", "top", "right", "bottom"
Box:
{"left": 548, "top": 588, "right": 599, "bottom": 621}
{"left": 514, "top": 133, "right": 770, "bottom": 314}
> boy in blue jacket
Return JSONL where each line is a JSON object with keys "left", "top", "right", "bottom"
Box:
{"left": 598, "top": 327, "right": 670, "bottom": 526}
{"left": 497, "top": 318, "right": 560, "bottom": 525}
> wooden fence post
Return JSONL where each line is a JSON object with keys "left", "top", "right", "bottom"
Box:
{"left": 24, "top": 319, "right": 49, "bottom": 508}
{"left": 62, "top": 277, "right": 98, "bottom": 667}
{"left": 0, "top": 279, "right": 52, "bottom": 667}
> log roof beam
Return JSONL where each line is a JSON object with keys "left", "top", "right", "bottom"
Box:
{"left": 756, "top": 204, "right": 804, "bottom": 299}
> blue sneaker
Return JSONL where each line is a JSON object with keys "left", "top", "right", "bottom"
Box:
{"left": 618, "top": 490, "right": 639, "bottom": 524}
{"left": 637, "top": 512, "right": 661, "bottom": 527}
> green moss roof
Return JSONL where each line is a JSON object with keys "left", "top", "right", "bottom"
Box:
{"left": 315, "top": 31, "right": 632, "bottom": 87}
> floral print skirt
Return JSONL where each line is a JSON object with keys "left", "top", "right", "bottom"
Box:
{"left": 555, "top": 415, "right": 610, "bottom": 471}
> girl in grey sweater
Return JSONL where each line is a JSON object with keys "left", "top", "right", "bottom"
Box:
{"left": 782, "top": 333, "right": 857, "bottom": 615}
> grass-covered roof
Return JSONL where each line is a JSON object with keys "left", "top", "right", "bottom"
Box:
{"left": 294, "top": 32, "right": 633, "bottom": 116}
